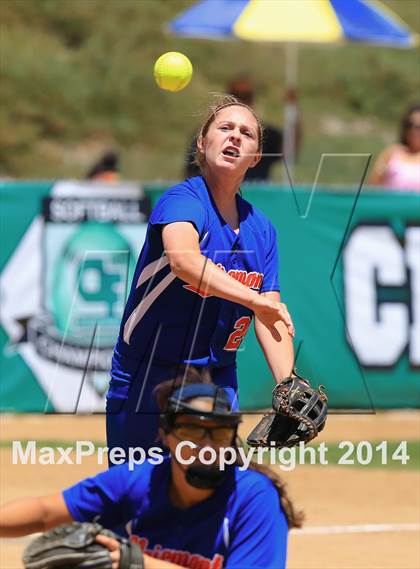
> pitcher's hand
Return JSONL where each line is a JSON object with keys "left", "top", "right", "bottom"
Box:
{"left": 251, "top": 296, "right": 294, "bottom": 341}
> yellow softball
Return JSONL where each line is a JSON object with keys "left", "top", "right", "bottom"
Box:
{"left": 153, "top": 52, "right": 193, "bottom": 93}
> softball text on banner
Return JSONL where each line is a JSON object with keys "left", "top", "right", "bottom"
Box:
{"left": 0, "top": 181, "right": 150, "bottom": 412}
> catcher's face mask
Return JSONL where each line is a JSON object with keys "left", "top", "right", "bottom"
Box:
{"left": 159, "top": 383, "right": 241, "bottom": 489}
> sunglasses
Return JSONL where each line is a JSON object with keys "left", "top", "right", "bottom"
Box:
{"left": 405, "top": 122, "right": 420, "bottom": 130}
{"left": 171, "top": 422, "right": 236, "bottom": 445}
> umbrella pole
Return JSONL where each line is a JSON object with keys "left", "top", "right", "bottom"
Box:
{"left": 283, "top": 43, "right": 298, "bottom": 186}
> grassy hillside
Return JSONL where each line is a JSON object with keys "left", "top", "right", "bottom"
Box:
{"left": 0, "top": 0, "right": 419, "bottom": 185}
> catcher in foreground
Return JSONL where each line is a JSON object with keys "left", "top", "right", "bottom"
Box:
{"left": 0, "top": 367, "right": 303, "bottom": 569}
{"left": 247, "top": 371, "right": 328, "bottom": 448}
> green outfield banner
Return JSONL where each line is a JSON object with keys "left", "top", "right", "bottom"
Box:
{"left": 0, "top": 181, "right": 419, "bottom": 412}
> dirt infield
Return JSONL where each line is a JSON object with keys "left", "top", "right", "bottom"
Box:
{"left": 1, "top": 411, "right": 419, "bottom": 569}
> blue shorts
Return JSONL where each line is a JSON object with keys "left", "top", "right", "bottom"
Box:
{"left": 106, "top": 361, "right": 238, "bottom": 455}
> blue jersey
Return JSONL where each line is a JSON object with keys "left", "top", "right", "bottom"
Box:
{"left": 63, "top": 458, "right": 288, "bottom": 569}
{"left": 112, "top": 176, "right": 280, "bottom": 378}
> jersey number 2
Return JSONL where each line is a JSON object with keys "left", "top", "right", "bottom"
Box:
{"left": 224, "top": 316, "right": 252, "bottom": 351}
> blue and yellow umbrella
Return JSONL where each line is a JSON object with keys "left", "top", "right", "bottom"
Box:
{"left": 170, "top": 0, "right": 417, "bottom": 46}
{"left": 169, "top": 0, "right": 418, "bottom": 170}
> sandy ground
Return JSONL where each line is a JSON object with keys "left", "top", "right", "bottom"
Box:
{"left": 0, "top": 411, "right": 419, "bottom": 569}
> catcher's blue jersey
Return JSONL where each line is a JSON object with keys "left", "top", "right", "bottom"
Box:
{"left": 63, "top": 458, "right": 288, "bottom": 569}
{"left": 112, "top": 176, "right": 280, "bottom": 381}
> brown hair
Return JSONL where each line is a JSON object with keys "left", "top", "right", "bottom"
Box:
{"left": 153, "top": 366, "right": 212, "bottom": 411}
{"left": 400, "top": 103, "right": 420, "bottom": 147}
{"left": 153, "top": 366, "right": 304, "bottom": 530}
{"left": 193, "top": 95, "right": 263, "bottom": 172}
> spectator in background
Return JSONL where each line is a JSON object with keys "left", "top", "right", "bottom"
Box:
{"left": 369, "top": 103, "right": 420, "bottom": 192}
{"left": 86, "top": 150, "right": 120, "bottom": 182}
{"left": 185, "top": 77, "right": 302, "bottom": 181}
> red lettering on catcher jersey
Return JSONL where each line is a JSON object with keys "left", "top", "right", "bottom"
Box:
{"left": 130, "top": 536, "right": 224, "bottom": 569}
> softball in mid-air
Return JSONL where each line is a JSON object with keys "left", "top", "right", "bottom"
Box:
{"left": 153, "top": 51, "right": 193, "bottom": 92}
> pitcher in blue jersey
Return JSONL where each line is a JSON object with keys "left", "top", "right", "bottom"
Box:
{"left": 108, "top": 96, "right": 296, "bottom": 452}
{"left": 0, "top": 369, "right": 303, "bottom": 569}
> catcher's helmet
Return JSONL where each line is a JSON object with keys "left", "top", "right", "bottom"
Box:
{"left": 159, "top": 383, "right": 241, "bottom": 433}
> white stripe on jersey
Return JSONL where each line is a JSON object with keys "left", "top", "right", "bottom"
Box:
{"left": 123, "top": 271, "right": 176, "bottom": 344}
{"left": 123, "top": 231, "right": 210, "bottom": 344}
{"left": 223, "top": 516, "right": 230, "bottom": 548}
{"left": 136, "top": 255, "right": 170, "bottom": 288}
{"left": 135, "top": 231, "right": 208, "bottom": 290}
